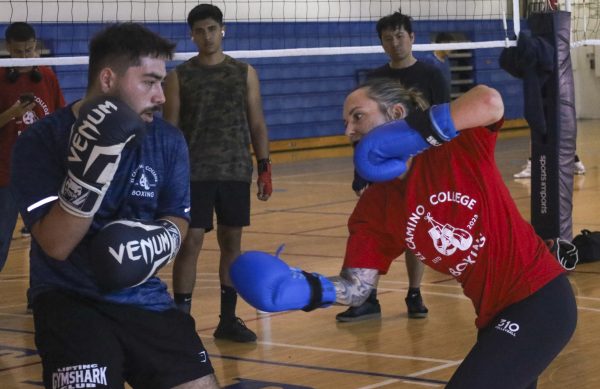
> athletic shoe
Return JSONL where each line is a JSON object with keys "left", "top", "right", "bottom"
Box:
{"left": 513, "top": 159, "right": 531, "bottom": 179}
{"left": 405, "top": 292, "right": 428, "bottom": 319}
{"left": 335, "top": 300, "right": 382, "bottom": 322}
{"left": 574, "top": 160, "right": 586, "bottom": 175}
{"left": 213, "top": 316, "right": 257, "bottom": 342}
{"left": 20, "top": 226, "right": 31, "bottom": 238}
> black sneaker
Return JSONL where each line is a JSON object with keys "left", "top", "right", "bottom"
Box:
{"left": 405, "top": 292, "right": 428, "bottom": 319}
{"left": 336, "top": 300, "right": 382, "bottom": 322}
{"left": 213, "top": 316, "right": 257, "bottom": 343}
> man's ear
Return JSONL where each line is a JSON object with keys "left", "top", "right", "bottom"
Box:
{"left": 98, "top": 68, "right": 117, "bottom": 94}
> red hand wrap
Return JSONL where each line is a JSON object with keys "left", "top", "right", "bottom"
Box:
{"left": 257, "top": 158, "right": 272, "bottom": 197}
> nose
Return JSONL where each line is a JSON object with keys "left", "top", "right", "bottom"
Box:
{"left": 344, "top": 123, "right": 354, "bottom": 138}
{"left": 154, "top": 84, "right": 166, "bottom": 105}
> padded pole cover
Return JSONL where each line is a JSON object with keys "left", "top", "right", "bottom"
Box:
{"left": 529, "top": 11, "right": 576, "bottom": 241}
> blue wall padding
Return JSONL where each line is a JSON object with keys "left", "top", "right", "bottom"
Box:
{"left": 1, "top": 20, "right": 524, "bottom": 140}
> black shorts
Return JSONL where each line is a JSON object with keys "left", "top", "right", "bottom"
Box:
{"left": 189, "top": 180, "right": 250, "bottom": 230}
{"left": 33, "top": 290, "right": 214, "bottom": 389}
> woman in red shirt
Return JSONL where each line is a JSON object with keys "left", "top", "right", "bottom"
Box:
{"left": 231, "top": 79, "right": 577, "bottom": 388}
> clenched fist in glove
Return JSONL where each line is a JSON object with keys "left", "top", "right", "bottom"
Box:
{"left": 59, "top": 96, "right": 146, "bottom": 217}
{"left": 354, "top": 103, "right": 458, "bottom": 183}
{"left": 90, "top": 219, "right": 181, "bottom": 291}
{"left": 230, "top": 250, "right": 336, "bottom": 312}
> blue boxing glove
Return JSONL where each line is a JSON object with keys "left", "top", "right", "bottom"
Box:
{"left": 230, "top": 250, "right": 337, "bottom": 312}
{"left": 59, "top": 96, "right": 146, "bottom": 217}
{"left": 354, "top": 103, "right": 458, "bottom": 182}
{"left": 90, "top": 219, "right": 181, "bottom": 291}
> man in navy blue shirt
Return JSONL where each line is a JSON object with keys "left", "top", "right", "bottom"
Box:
{"left": 11, "top": 23, "right": 219, "bottom": 388}
{"left": 420, "top": 32, "right": 454, "bottom": 87}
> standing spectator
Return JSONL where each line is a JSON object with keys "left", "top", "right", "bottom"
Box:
{"left": 10, "top": 23, "right": 219, "bottom": 388}
{"left": 163, "top": 3, "right": 272, "bottom": 342}
{"left": 0, "top": 22, "right": 65, "bottom": 271}
{"left": 338, "top": 9, "right": 450, "bottom": 322}
{"left": 420, "top": 32, "right": 455, "bottom": 87}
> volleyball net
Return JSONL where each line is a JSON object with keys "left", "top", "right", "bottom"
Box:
{"left": 1, "top": 0, "right": 521, "bottom": 66}
{"left": 0, "top": 0, "right": 597, "bottom": 138}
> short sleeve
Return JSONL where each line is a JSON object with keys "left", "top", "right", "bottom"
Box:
{"left": 156, "top": 126, "right": 190, "bottom": 221}
{"left": 10, "top": 117, "right": 66, "bottom": 228}
{"left": 343, "top": 183, "right": 406, "bottom": 274}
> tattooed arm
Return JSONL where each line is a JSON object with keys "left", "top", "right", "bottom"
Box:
{"left": 329, "top": 268, "right": 379, "bottom": 306}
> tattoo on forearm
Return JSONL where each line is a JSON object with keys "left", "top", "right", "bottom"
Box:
{"left": 328, "top": 268, "right": 379, "bottom": 306}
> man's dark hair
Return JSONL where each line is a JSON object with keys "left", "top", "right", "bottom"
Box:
{"left": 5, "top": 22, "right": 36, "bottom": 42}
{"left": 376, "top": 9, "right": 413, "bottom": 41}
{"left": 434, "top": 32, "right": 454, "bottom": 43}
{"left": 187, "top": 3, "right": 223, "bottom": 29}
{"left": 87, "top": 22, "right": 176, "bottom": 86}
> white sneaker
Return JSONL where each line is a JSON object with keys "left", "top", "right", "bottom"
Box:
{"left": 574, "top": 160, "right": 586, "bottom": 175}
{"left": 513, "top": 160, "right": 531, "bottom": 179}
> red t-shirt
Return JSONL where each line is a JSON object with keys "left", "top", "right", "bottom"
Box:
{"left": 344, "top": 127, "right": 565, "bottom": 328}
{"left": 0, "top": 66, "right": 66, "bottom": 186}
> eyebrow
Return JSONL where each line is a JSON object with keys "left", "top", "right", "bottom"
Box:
{"left": 348, "top": 106, "right": 360, "bottom": 117}
{"left": 144, "top": 72, "right": 166, "bottom": 81}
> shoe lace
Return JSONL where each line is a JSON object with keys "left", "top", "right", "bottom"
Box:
{"left": 406, "top": 292, "right": 426, "bottom": 309}
{"left": 233, "top": 316, "right": 250, "bottom": 330}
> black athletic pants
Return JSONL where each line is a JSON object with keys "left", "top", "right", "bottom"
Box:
{"left": 446, "top": 274, "right": 577, "bottom": 389}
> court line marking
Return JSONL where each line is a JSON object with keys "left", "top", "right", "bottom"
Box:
{"left": 201, "top": 335, "right": 459, "bottom": 364}
{"left": 358, "top": 379, "right": 441, "bottom": 388}
{"left": 212, "top": 354, "right": 449, "bottom": 386}
{"left": 275, "top": 167, "right": 352, "bottom": 179}
{"left": 578, "top": 306, "right": 600, "bottom": 312}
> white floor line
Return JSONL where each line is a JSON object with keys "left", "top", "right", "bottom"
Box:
{"left": 276, "top": 167, "right": 351, "bottom": 180}
{"left": 357, "top": 361, "right": 463, "bottom": 389}
{"left": 577, "top": 306, "right": 600, "bottom": 312}
{"left": 379, "top": 280, "right": 461, "bottom": 289}
{"left": 377, "top": 287, "right": 470, "bottom": 300}
{"left": 574, "top": 295, "right": 600, "bottom": 302}
{"left": 358, "top": 379, "right": 442, "bottom": 389}
{"left": 199, "top": 335, "right": 458, "bottom": 364}
{"left": 275, "top": 180, "right": 351, "bottom": 186}
{"left": 0, "top": 312, "right": 31, "bottom": 318}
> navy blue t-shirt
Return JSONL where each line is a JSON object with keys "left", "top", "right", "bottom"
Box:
{"left": 420, "top": 52, "right": 452, "bottom": 88}
{"left": 367, "top": 60, "right": 450, "bottom": 104}
{"left": 10, "top": 103, "right": 190, "bottom": 311}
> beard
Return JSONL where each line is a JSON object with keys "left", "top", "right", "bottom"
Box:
{"left": 112, "top": 89, "right": 160, "bottom": 119}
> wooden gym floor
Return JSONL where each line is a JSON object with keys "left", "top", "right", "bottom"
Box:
{"left": 1, "top": 121, "right": 599, "bottom": 388}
